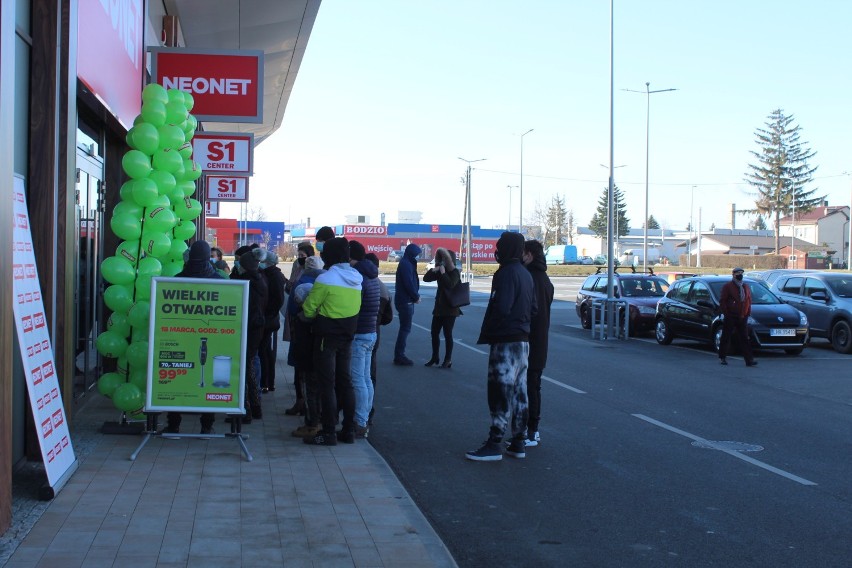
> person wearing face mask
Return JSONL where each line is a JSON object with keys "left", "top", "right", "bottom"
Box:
{"left": 283, "top": 242, "right": 315, "bottom": 412}
{"left": 314, "top": 226, "right": 336, "bottom": 267}
{"left": 719, "top": 267, "right": 757, "bottom": 367}
{"left": 255, "top": 248, "right": 287, "bottom": 393}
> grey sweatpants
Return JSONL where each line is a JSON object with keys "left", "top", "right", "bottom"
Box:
{"left": 486, "top": 342, "right": 529, "bottom": 442}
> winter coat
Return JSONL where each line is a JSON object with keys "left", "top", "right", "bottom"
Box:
{"left": 394, "top": 243, "right": 421, "bottom": 306}
{"left": 233, "top": 266, "right": 268, "bottom": 353}
{"left": 177, "top": 240, "right": 224, "bottom": 280}
{"left": 423, "top": 249, "right": 462, "bottom": 318}
{"left": 721, "top": 279, "right": 752, "bottom": 319}
{"left": 302, "top": 262, "right": 363, "bottom": 339}
{"left": 262, "top": 264, "right": 287, "bottom": 331}
{"left": 353, "top": 259, "right": 381, "bottom": 335}
{"left": 477, "top": 232, "right": 536, "bottom": 345}
{"left": 525, "top": 252, "right": 554, "bottom": 370}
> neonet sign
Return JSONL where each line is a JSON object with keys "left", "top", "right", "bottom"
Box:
{"left": 149, "top": 47, "right": 264, "bottom": 123}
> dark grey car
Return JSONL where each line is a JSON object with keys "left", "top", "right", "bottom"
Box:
{"left": 771, "top": 272, "right": 852, "bottom": 354}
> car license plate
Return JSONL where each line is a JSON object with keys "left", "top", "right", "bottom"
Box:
{"left": 770, "top": 328, "right": 796, "bottom": 337}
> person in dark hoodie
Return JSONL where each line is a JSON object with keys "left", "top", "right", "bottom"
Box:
{"left": 164, "top": 240, "right": 224, "bottom": 435}
{"left": 393, "top": 243, "right": 422, "bottom": 365}
{"left": 300, "top": 237, "right": 363, "bottom": 446}
{"left": 423, "top": 248, "right": 462, "bottom": 368}
{"left": 255, "top": 248, "right": 287, "bottom": 393}
{"left": 521, "top": 239, "right": 554, "bottom": 447}
{"left": 232, "top": 249, "right": 267, "bottom": 421}
{"left": 466, "top": 232, "right": 536, "bottom": 462}
{"left": 348, "top": 241, "right": 381, "bottom": 438}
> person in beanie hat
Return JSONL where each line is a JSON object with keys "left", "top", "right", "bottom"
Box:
{"left": 232, "top": 250, "right": 267, "bottom": 420}
{"left": 466, "top": 232, "right": 536, "bottom": 462}
{"left": 719, "top": 267, "right": 757, "bottom": 367}
{"left": 300, "top": 237, "right": 363, "bottom": 445}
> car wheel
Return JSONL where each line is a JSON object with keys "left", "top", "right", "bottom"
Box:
{"left": 831, "top": 319, "right": 852, "bottom": 354}
{"left": 785, "top": 347, "right": 804, "bottom": 356}
{"left": 655, "top": 318, "right": 673, "bottom": 345}
{"left": 580, "top": 305, "right": 592, "bottom": 329}
{"left": 712, "top": 325, "right": 723, "bottom": 353}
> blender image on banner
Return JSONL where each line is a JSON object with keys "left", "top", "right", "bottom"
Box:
{"left": 199, "top": 337, "right": 208, "bottom": 387}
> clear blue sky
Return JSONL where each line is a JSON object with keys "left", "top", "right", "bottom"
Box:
{"left": 219, "top": 1, "right": 852, "bottom": 234}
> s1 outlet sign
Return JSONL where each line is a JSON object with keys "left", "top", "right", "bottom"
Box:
{"left": 193, "top": 132, "right": 254, "bottom": 175}
{"left": 206, "top": 176, "right": 249, "bottom": 202}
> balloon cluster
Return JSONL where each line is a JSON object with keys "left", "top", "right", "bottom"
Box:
{"left": 95, "top": 84, "right": 203, "bottom": 414}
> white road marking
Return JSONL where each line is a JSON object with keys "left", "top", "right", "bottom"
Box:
{"left": 632, "top": 414, "right": 818, "bottom": 486}
{"left": 542, "top": 375, "right": 587, "bottom": 394}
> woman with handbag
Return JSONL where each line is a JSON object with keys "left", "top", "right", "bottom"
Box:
{"left": 423, "top": 248, "right": 462, "bottom": 368}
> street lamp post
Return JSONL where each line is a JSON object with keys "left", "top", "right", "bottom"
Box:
{"left": 689, "top": 185, "right": 696, "bottom": 267}
{"left": 506, "top": 185, "right": 518, "bottom": 230}
{"left": 624, "top": 82, "right": 676, "bottom": 273}
{"left": 458, "top": 157, "right": 486, "bottom": 277}
{"left": 519, "top": 128, "right": 533, "bottom": 234}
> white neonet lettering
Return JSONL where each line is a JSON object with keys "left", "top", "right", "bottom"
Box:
{"left": 162, "top": 77, "right": 251, "bottom": 95}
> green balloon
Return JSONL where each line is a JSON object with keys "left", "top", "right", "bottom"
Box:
{"left": 142, "top": 83, "right": 169, "bottom": 105}
{"left": 137, "top": 256, "right": 163, "bottom": 277}
{"left": 168, "top": 239, "right": 188, "bottom": 261}
{"left": 110, "top": 212, "right": 142, "bottom": 241}
{"left": 107, "top": 311, "right": 131, "bottom": 338}
{"left": 144, "top": 206, "right": 177, "bottom": 233}
{"left": 176, "top": 180, "right": 196, "bottom": 198}
{"left": 141, "top": 100, "right": 166, "bottom": 127}
{"left": 112, "top": 383, "right": 144, "bottom": 413}
{"left": 128, "top": 301, "right": 151, "bottom": 329}
{"left": 184, "top": 115, "right": 198, "bottom": 135}
{"left": 97, "top": 372, "right": 125, "bottom": 398}
{"left": 183, "top": 92, "right": 195, "bottom": 111}
{"left": 130, "top": 122, "right": 160, "bottom": 156}
{"left": 122, "top": 150, "right": 152, "bottom": 179}
{"left": 167, "top": 88, "right": 186, "bottom": 104}
{"left": 119, "top": 180, "right": 134, "bottom": 202}
{"left": 114, "top": 199, "right": 143, "bottom": 220}
{"left": 151, "top": 194, "right": 172, "bottom": 209}
{"left": 116, "top": 355, "right": 129, "bottom": 375}
{"left": 153, "top": 148, "right": 182, "bottom": 173}
{"left": 182, "top": 160, "right": 202, "bottom": 182}
{"left": 131, "top": 177, "right": 159, "bottom": 207}
{"left": 158, "top": 124, "right": 185, "bottom": 150}
{"left": 161, "top": 260, "right": 183, "bottom": 277}
{"left": 165, "top": 100, "right": 188, "bottom": 125}
{"left": 171, "top": 160, "right": 187, "bottom": 182}
{"left": 149, "top": 169, "right": 177, "bottom": 196}
{"left": 135, "top": 274, "right": 153, "bottom": 301}
{"left": 173, "top": 220, "right": 196, "bottom": 241}
{"left": 126, "top": 341, "right": 149, "bottom": 368}
{"left": 142, "top": 231, "right": 172, "bottom": 258}
{"left": 165, "top": 184, "right": 185, "bottom": 204}
{"left": 174, "top": 198, "right": 202, "bottom": 221}
{"left": 96, "top": 330, "right": 129, "bottom": 358}
{"left": 104, "top": 284, "right": 134, "bottom": 314}
{"left": 129, "top": 368, "right": 147, "bottom": 392}
{"left": 115, "top": 239, "right": 141, "bottom": 265}
{"left": 101, "top": 256, "right": 136, "bottom": 285}
{"left": 177, "top": 142, "right": 193, "bottom": 160}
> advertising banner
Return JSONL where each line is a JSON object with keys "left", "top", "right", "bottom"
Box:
{"left": 205, "top": 200, "right": 220, "bottom": 217}
{"left": 343, "top": 225, "right": 387, "bottom": 236}
{"left": 193, "top": 132, "right": 254, "bottom": 175}
{"left": 146, "top": 277, "right": 248, "bottom": 413}
{"left": 11, "top": 176, "right": 78, "bottom": 492}
{"left": 150, "top": 47, "right": 264, "bottom": 123}
{"left": 206, "top": 175, "right": 249, "bottom": 202}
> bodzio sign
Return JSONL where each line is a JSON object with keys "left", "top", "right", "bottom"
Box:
{"left": 150, "top": 47, "right": 264, "bottom": 123}
{"left": 343, "top": 225, "right": 387, "bottom": 236}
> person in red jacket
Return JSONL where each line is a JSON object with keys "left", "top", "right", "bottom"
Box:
{"left": 719, "top": 267, "right": 757, "bottom": 367}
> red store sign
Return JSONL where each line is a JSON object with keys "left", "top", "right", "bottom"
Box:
{"left": 150, "top": 47, "right": 264, "bottom": 123}
{"left": 343, "top": 225, "right": 387, "bottom": 236}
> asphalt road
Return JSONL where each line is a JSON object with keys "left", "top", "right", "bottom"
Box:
{"left": 369, "top": 276, "right": 852, "bottom": 568}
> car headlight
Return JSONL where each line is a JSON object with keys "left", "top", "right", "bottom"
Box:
{"left": 747, "top": 316, "right": 758, "bottom": 326}
{"left": 798, "top": 311, "right": 808, "bottom": 326}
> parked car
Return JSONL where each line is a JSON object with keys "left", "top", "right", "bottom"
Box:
{"left": 577, "top": 255, "right": 594, "bottom": 265}
{"left": 655, "top": 276, "right": 809, "bottom": 355}
{"left": 386, "top": 249, "right": 404, "bottom": 262}
{"left": 655, "top": 271, "right": 699, "bottom": 285}
{"left": 593, "top": 254, "right": 620, "bottom": 266}
{"left": 575, "top": 268, "right": 669, "bottom": 335}
{"left": 756, "top": 268, "right": 816, "bottom": 286}
{"left": 771, "top": 272, "right": 852, "bottom": 354}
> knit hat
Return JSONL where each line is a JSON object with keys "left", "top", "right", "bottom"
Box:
{"left": 304, "top": 256, "right": 324, "bottom": 272}
{"left": 239, "top": 251, "right": 259, "bottom": 272}
{"left": 234, "top": 245, "right": 252, "bottom": 258}
{"left": 265, "top": 250, "right": 279, "bottom": 265}
{"left": 315, "top": 226, "right": 335, "bottom": 242}
{"left": 322, "top": 237, "right": 350, "bottom": 265}
{"left": 349, "top": 240, "right": 366, "bottom": 261}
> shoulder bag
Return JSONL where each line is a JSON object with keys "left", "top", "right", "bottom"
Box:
{"left": 443, "top": 281, "right": 471, "bottom": 308}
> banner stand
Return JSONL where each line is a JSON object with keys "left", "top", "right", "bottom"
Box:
{"left": 129, "top": 412, "right": 252, "bottom": 462}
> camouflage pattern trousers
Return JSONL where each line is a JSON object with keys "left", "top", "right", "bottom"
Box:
{"left": 486, "top": 341, "right": 529, "bottom": 443}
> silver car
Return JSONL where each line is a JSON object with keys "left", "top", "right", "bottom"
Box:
{"left": 772, "top": 272, "right": 852, "bottom": 354}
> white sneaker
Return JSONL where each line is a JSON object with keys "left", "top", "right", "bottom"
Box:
{"left": 524, "top": 431, "right": 540, "bottom": 447}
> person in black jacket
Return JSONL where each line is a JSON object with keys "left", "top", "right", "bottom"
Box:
{"left": 521, "top": 240, "right": 554, "bottom": 447}
{"left": 423, "top": 248, "right": 461, "bottom": 368}
{"left": 232, "top": 250, "right": 267, "bottom": 420}
{"left": 393, "top": 243, "right": 421, "bottom": 365}
{"left": 256, "top": 248, "right": 287, "bottom": 393}
{"left": 466, "top": 232, "right": 536, "bottom": 462}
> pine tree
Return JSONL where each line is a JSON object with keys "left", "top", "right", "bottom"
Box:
{"left": 589, "top": 185, "right": 630, "bottom": 238}
{"left": 545, "top": 195, "right": 569, "bottom": 247}
{"left": 645, "top": 215, "right": 660, "bottom": 229}
{"left": 749, "top": 215, "right": 768, "bottom": 231}
{"left": 744, "top": 109, "right": 823, "bottom": 253}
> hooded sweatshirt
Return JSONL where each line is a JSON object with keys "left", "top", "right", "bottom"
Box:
{"left": 302, "top": 262, "right": 363, "bottom": 338}
{"left": 394, "top": 243, "right": 422, "bottom": 306}
{"left": 177, "top": 240, "right": 223, "bottom": 280}
{"left": 477, "top": 232, "right": 535, "bottom": 344}
{"left": 525, "top": 244, "right": 554, "bottom": 370}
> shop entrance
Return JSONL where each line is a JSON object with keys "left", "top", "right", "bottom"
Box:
{"left": 74, "top": 135, "right": 105, "bottom": 401}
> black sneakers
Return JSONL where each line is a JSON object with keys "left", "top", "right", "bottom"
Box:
{"left": 505, "top": 439, "right": 526, "bottom": 459}
{"left": 466, "top": 440, "right": 503, "bottom": 461}
{"left": 336, "top": 429, "right": 355, "bottom": 444}
{"left": 393, "top": 357, "right": 414, "bottom": 366}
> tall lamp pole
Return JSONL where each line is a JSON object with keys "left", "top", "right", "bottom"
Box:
{"left": 506, "top": 185, "right": 518, "bottom": 230}
{"left": 458, "top": 157, "right": 486, "bottom": 277}
{"left": 624, "top": 82, "right": 676, "bottom": 273}
{"left": 519, "top": 128, "right": 534, "bottom": 233}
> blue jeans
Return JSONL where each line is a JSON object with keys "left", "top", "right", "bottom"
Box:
{"left": 351, "top": 332, "right": 377, "bottom": 427}
{"left": 394, "top": 302, "right": 415, "bottom": 360}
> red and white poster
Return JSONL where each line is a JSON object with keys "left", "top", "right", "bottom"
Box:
{"left": 205, "top": 200, "right": 220, "bottom": 217}
{"left": 11, "top": 176, "right": 78, "bottom": 493}
{"left": 206, "top": 176, "right": 249, "bottom": 202}
{"left": 343, "top": 225, "right": 387, "bottom": 236}
{"left": 150, "top": 47, "right": 264, "bottom": 123}
{"left": 192, "top": 133, "right": 254, "bottom": 175}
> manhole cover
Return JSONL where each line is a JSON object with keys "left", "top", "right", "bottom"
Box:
{"left": 691, "top": 440, "right": 764, "bottom": 452}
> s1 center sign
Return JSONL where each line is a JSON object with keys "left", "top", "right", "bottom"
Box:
{"left": 207, "top": 176, "right": 249, "bottom": 202}
{"left": 193, "top": 132, "right": 254, "bottom": 175}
